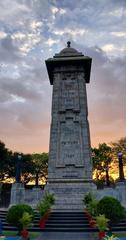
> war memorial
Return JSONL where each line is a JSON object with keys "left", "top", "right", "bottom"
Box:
{"left": 10, "top": 43, "right": 126, "bottom": 210}
{"left": 45, "top": 41, "right": 95, "bottom": 209}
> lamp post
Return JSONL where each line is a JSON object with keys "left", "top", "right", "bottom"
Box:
{"left": 35, "top": 166, "right": 39, "bottom": 187}
{"left": 16, "top": 154, "right": 22, "bottom": 183}
{"left": 105, "top": 165, "right": 110, "bottom": 187}
{"left": 118, "top": 152, "right": 125, "bottom": 181}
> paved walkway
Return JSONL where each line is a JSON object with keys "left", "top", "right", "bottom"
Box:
{"left": 36, "top": 232, "right": 97, "bottom": 240}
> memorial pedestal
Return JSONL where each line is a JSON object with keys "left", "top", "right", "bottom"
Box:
{"left": 10, "top": 183, "right": 25, "bottom": 206}
{"left": 45, "top": 179, "right": 96, "bottom": 210}
{"left": 116, "top": 180, "right": 126, "bottom": 208}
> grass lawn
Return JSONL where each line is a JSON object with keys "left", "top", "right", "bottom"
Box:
{"left": 2, "top": 231, "right": 40, "bottom": 239}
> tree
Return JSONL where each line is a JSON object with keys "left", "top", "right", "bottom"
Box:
{"left": 92, "top": 143, "right": 112, "bottom": 186}
{"left": 0, "top": 139, "right": 48, "bottom": 185}
{"left": 31, "top": 153, "right": 48, "bottom": 186}
{"left": 21, "top": 154, "right": 33, "bottom": 185}
{"left": 111, "top": 137, "right": 126, "bottom": 164}
{"left": 0, "top": 140, "right": 13, "bottom": 181}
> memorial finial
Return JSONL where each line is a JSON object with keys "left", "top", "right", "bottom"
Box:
{"left": 67, "top": 41, "right": 71, "bottom": 48}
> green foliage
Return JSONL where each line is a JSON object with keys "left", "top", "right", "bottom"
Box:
{"left": 83, "top": 192, "right": 98, "bottom": 217}
{"left": 83, "top": 192, "right": 94, "bottom": 207}
{"left": 97, "top": 196, "right": 125, "bottom": 224}
{"left": 94, "top": 176, "right": 115, "bottom": 189}
{"left": 31, "top": 153, "right": 48, "bottom": 185}
{"left": 37, "top": 193, "right": 55, "bottom": 217}
{"left": 95, "top": 214, "right": 109, "bottom": 231}
{"left": 92, "top": 143, "right": 112, "bottom": 185}
{"left": 37, "top": 199, "right": 51, "bottom": 216}
{"left": 94, "top": 179, "right": 105, "bottom": 189}
{"left": 111, "top": 137, "right": 126, "bottom": 165}
{"left": 0, "top": 140, "right": 13, "bottom": 181}
{"left": 44, "top": 193, "right": 55, "bottom": 205}
{"left": 19, "top": 212, "right": 33, "bottom": 229}
{"left": 0, "top": 138, "right": 48, "bottom": 185}
{"left": 6, "top": 204, "right": 34, "bottom": 228}
{"left": 87, "top": 198, "right": 98, "bottom": 217}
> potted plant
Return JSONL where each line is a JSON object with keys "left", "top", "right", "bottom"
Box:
{"left": 44, "top": 192, "right": 55, "bottom": 205}
{"left": 37, "top": 193, "right": 55, "bottom": 229}
{"left": 96, "top": 214, "right": 109, "bottom": 240}
{"left": 38, "top": 200, "right": 51, "bottom": 229}
{"left": 83, "top": 192, "right": 94, "bottom": 208}
{"left": 87, "top": 198, "right": 98, "bottom": 218}
{"left": 19, "top": 212, "right": 33, "bottom": 240}
{"left": 83, "top": 192, "right": 98, "bottom": 226}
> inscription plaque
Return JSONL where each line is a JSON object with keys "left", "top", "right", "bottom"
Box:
{"left": 57, "top": 119, "right": 83, "bottom": 167}
{"left": 60, "top": 75, "right": 80, "bottom": 111}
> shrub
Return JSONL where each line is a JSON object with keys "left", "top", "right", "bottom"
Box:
{"left": 83, "top": 192, "right": 96, "bottom": 207}
{"left": 96, "top": 214, "right": 109, "bottom": 231}
{"left": 6, "top": 204, "right": 34, "bottom": 228}
{"left": 97, "top": 196, "right": 125, "bottom": 224}
{"left": 94, "top": 179, "right": 105, "bottom": 189}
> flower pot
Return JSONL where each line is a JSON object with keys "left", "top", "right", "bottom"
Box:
{"left": 21, "top": 229, "right": 29, "bottom": 239}
{"left": 39, "top": 211, "right": 50, "bottom": 229}
{"left": 89, "top": 220, "right": 96, "bottom": 228}
{"left": 39, "top": 218, "right": 46, "bottom": 229}
{"left": 99, "top": 231, "right": 105, "bottom": 240}
{"left": 84, "top": 210, "right": 92, "bottom": 221}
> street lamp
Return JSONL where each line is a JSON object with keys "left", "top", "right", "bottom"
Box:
{"left": 16, "top": 154, "right": 22, "bottom": 183}
{"left": 35, "top": 166, "right": 39, "bottom": 187}
{"left": 105, "top": 165, "right": 110, "bottom": 187}
{"left": 118, "top": 152, "right": 125, "bottom": 181}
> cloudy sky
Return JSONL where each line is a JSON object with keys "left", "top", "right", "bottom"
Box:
{"left": 0, "top": 0, "right": 126, "bottom": 153}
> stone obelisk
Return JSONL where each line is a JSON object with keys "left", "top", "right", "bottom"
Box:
{"left": 45, "top": 42, "right": 95, "bottom": 209}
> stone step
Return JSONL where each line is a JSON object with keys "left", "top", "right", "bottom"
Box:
{"left": 47, "top": 219, "right": 89, "bottom": 223}
{"left": 1, "top": 210, "right": 126, "bottom": 233}
{"left": 46, "top": 223, "right": 90, "bottom": 227}
{"left": 50, "top": 212, "right": 86, "bottom": 215}
{"left": 43, "top": 227, "right": 97, "bottom": 232}
{"left": 52, "top": 203, "right": 84, "bottom": 210}
{"left": 52, "top": 205, "right": 84, "bottom": 208}
{"left": 54, "top": 198, "right": 84, "bottom": 201}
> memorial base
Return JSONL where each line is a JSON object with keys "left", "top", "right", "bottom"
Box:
{"left": 116, "top": 180, "right": 126, "bottom": 208}
{"left": 45, "top": 179, "right": 96, "bottom": 210}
